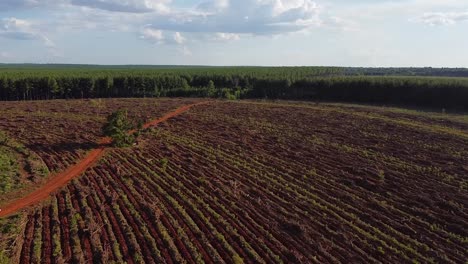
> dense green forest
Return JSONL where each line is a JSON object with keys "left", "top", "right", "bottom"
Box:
{"left": 343, "top": 67, "right": 468, "bottom": 77}
{"left": 1, "top": 65, "right": 467, "bottom": 110}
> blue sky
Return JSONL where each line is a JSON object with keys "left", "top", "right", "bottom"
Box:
{"left": 0, "top": 0, "right": 467, "bottom": 66}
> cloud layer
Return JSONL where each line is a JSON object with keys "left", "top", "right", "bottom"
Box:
{"left": 160, "top": 0, "right": 322, "bottom": 35}
{"left": 0, "top": 0, "right": 41, "bottom": 10}
{"left": 140, "top": 27, "right": 186, "bottom": 45}
{"left": 0, "top": 17, "right": 54, "bottom": 47}
{"left": 1, "top": 0, "right": 325, "bottom": 49}
{"left": 70, "top": 0, "right": 171, "bottom": 13}
{"left": 0, "top": 0, "right": 171, "bottom": 13}
{"left": 415, "top": 11, "right": 468, "bottom": 26}
{"left": 1, "top": 0, "right": 468, "bottom": 65}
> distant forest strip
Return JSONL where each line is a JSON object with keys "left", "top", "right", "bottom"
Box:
{"left": 1, "top": 66, "right": 468, "bottom": 110}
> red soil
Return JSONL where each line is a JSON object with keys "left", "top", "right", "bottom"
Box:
{"left": 0, "top": 102, "right": 209, "bottom": 218}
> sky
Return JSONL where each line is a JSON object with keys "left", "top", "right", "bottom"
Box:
{"left": 0, "top": 0, "right": 467, "bottom": 66}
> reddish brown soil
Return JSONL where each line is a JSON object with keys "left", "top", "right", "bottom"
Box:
{"left": 40, "top": 206, "right": 52, "bottom": 264}
{"left": 18, "top": 214, "right": 35, "bottom": 264}
{"left": 0, "top": 101, "right": 209, "bottom": 218}
{"left": 0, "top": 98, "right": 204, "bottom": 203}
{"left": 6, "top": 99, "right": 468, "bottom": 263}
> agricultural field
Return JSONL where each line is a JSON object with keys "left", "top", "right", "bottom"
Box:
{"left": 0, "top": 98, "right": 200, "bottom": 207}
{"left": 0, "top": 98, "right": 467, "bottom": 263}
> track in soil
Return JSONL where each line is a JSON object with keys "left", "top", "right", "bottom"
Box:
{"left": 0, "top": 101, "right": 209, "bottom": 218}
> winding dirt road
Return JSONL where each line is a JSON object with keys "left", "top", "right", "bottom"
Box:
{"left": 0, "top": 101, "right": 209, "bottom": 218}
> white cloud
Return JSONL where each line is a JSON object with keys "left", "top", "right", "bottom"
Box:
{"left": 140, "top": 27, "right": 187, "bottom": 45}
{"left": 413, "top": 11, "right": 468, "bottom": 26}
{"left": 173, "top": 32, "right": 186, "bottom": 44}
{"left": 52, "top": 6, "right": 148, "bottom": 33}
{"left": 271, "top": 0, "right": 319, "bottom": 16}
{"left": 214, "top": 32, "right": 241, "bottom": 41}
{"left": 140, "top": 27, "right": 164, "bottom": 43}
{"left": 148, "top": 0, "right": 322, "bottom": 35}
{"left": 2, "top": 0, "right": 327, "bottom": 49}
{"left": 0, "top": 0, "right": 172, "bottom": 13}
{"left": 44, "top": 0, "right": 326, "bottom": 51}
{"left": 196, "top": 0, "right": 229, "bottom": 12}
{"left": 69, "top": 0, "right": 171, "bottom": 13}
{"left": 139, "top": 27, "right": 191, "bottom": 56}
{"left": 0, "top": 18, "right": 55, "bottom": 47}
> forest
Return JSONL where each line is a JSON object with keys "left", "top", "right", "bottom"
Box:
{"left": 1, "top": 66, "right": 467, "bottom": 110}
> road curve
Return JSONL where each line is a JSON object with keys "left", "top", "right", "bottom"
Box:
{"left": 0, "top": 101, "right": 209, "bottom": 218}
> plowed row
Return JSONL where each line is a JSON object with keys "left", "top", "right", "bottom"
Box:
{"left": 0, "top": 98, "right": 201, "bottom": 206}
{"left": 7, "top": 100, "right": 468, "bottom": 263}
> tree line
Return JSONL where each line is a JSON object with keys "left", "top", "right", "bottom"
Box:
{"left": 1, "top": 67, "right": 467, "bottom": 110}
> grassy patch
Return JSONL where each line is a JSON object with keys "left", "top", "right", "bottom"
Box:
{"left": 0, "top": 131, "right": 49, "bottom": 196}
{"left": 0, "top": 214, "right": 26, "bottom": 264}
{"left": 0, "top": 145, "right": 20, "bottom": 194}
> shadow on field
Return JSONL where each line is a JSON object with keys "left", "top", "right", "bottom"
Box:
{"left": 26, "top": 141, "right": 99, "bottom": 153}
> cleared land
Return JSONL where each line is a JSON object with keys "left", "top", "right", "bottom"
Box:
{"left": 0, "top": 98, "right": 201, "bottom": 208}
{"left": 0, "top": 101, "right": 208, "bottom": 217}
{"left": 1, "top": 99, "right": 467, "bottom": 263}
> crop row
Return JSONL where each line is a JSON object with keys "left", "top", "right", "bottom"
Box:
{"left": 15, "top": 101, "right": 468, "bottom": 263}
{"left": 0, "top": 99, "right": 202, "bottom": 197}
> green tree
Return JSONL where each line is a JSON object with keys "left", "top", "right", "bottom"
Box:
{"left": 207, "top": 80, "right": 217, "bottom": 97}
{"left": 49, "top": 78, "right": 60, "bottom": 99}
{"left": 102, "top": 109, "right": 135, "bottom": 147}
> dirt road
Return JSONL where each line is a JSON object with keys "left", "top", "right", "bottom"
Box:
{"left": 0, "top": 101, "right": 209, "bottom": 218}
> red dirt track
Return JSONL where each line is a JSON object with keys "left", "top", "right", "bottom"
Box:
{"left": 0, "top": 101, "right": 209, "bottom": 218}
